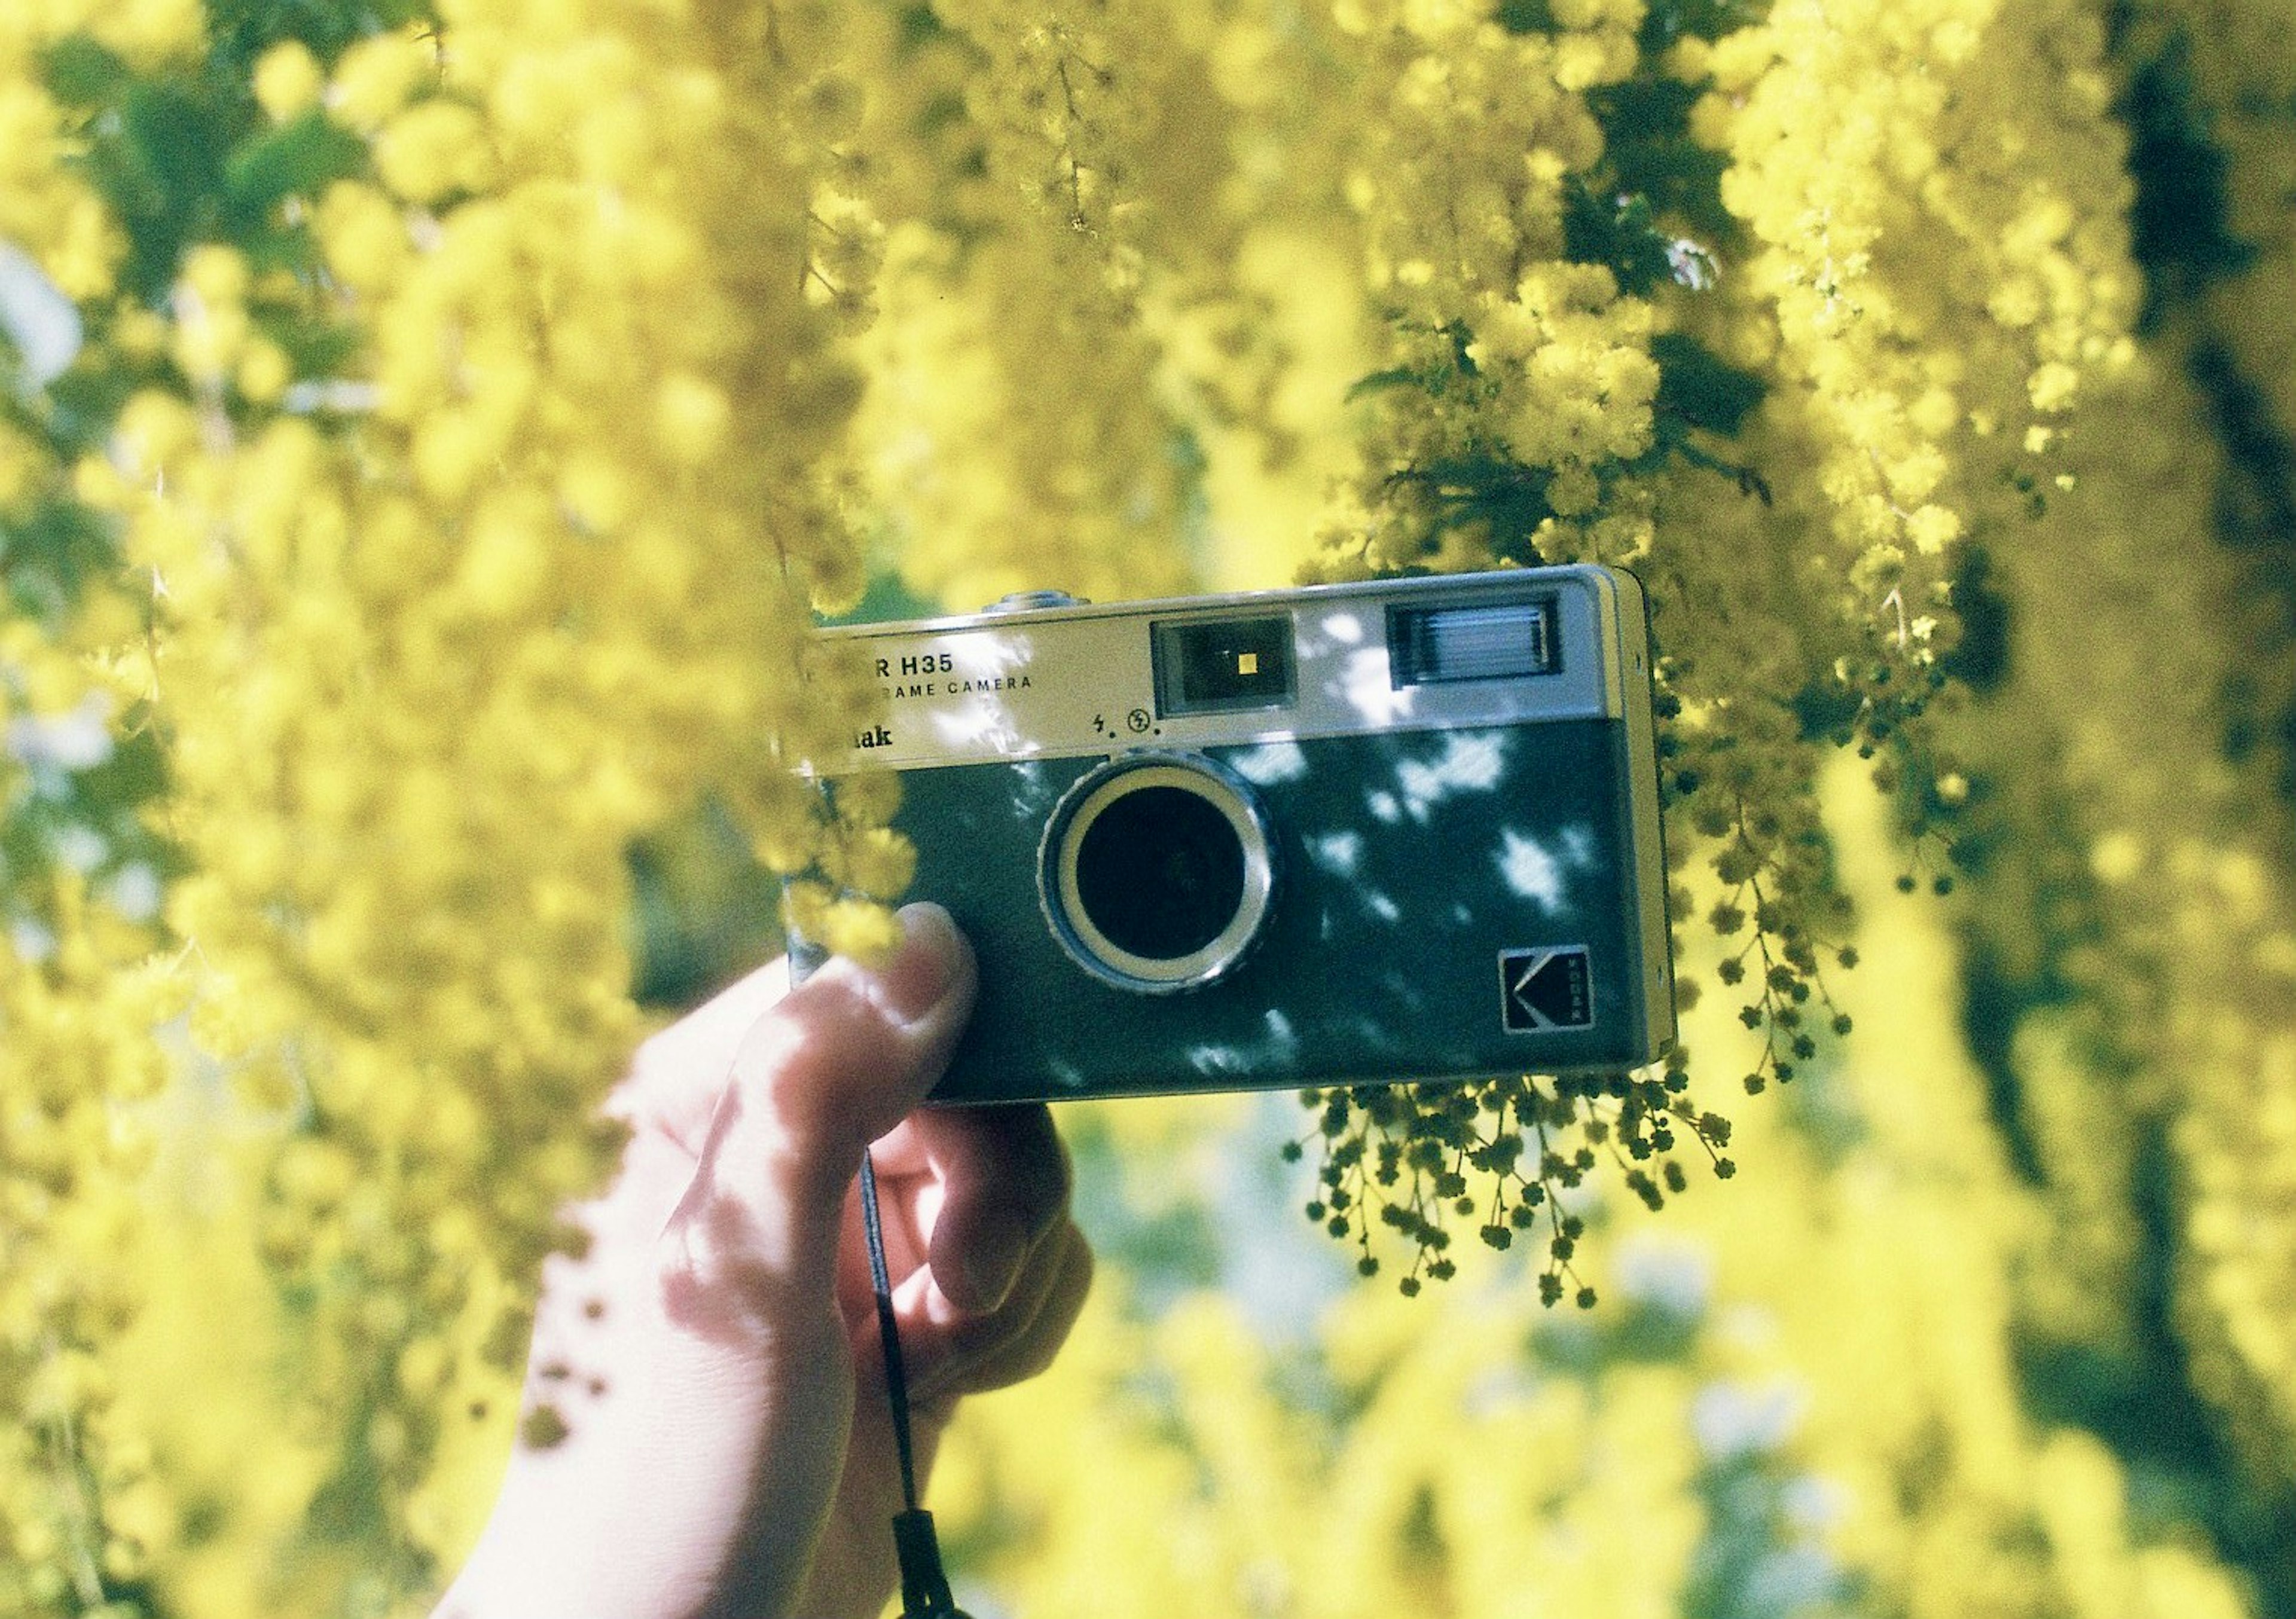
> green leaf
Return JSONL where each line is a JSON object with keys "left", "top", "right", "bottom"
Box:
{"left": 1494, "top": 0, "right": 1556, "bottom": 33}
{"left": 256, "top": 306, "right": 364, "bottom": 386}
{"left": 83, "top": 80, "right": 234, "bottom": 300}
{"left": 1396, "top": 453, "right": 1559, "bottom": 563}
{"left": 40, "top": 32, "right": 133, "bottom": 105}
{"left": 1345, "top": 366, "right": 1422, "bottom": 404}
{"left": 1637, "top": 0, "right": 1767, "bottom": 54}
{"left": 1651, "top": 331, "right": 1764, "bottom": 437}
{"left": 203, "top": 1, "right": 438, "bottom": 78}
{"left": 2117, "top": 28, "right": 2258, "bottom": 325}
{"left": 224, "top": 110, "right": 367, "bottom": 228}
{"left": 1562, "top": 182, "right": 1677, "bottom": 297}
{"left": 42, "top": 360, "right": 145, "bottom": 457}
{"left": 1, "top": 496, "right": 117, "bottom": 622}
{"left": 1789, "top": 675, "right": 1862, "bottom": 745}
{"left": 1586, "top": 77, "right": 1735, "bottom": 239}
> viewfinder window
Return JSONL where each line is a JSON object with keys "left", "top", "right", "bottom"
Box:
{"left": 1152, "top": 614, "right": 1296, "bottom": 716}
{"left": 1388, "top": 598, "right": 1558, "bottom": 686}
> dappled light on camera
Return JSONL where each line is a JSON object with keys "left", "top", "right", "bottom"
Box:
{"left": 801, "top": 569, "right": 1670, "bottom": 1117}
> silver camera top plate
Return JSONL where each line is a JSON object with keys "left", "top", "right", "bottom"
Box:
{"left": 802, "top": 566, "right": 1646, "bottom": 774}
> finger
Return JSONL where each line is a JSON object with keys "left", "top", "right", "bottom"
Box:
{"left": 906, "top": 1103, "right": 1069, "bottom": 1315}
{"left": 913, "top": 1221, "right": 1095, "bottom": 1403}
{"left": 658, "top": 904, "right": 976, "bottom": 1338}
{"left": 886, "top": 1215, "right": 1085, "bottom": 1396}
{"left": 853, "top": 1105, "right": 1067, "bottom": 1315}
{"left": 544, "top": 956, "right": 803, "bottom": 1305}
{"left": 726, "top": 903, "right": 975, "bottom": 1192}
{"left": 831, "top": 1158, "right": 936, "bottom": 1320}
{"left": 612, "top": 955, "right": 793, "bottom": 1154}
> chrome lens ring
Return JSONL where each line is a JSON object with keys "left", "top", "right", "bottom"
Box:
{"left": 1037, "top": 752, "right": 1276, "bottom": 993}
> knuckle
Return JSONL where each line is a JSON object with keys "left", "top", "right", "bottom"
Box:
{"left": 729, "top": 980, "right": 902, "bottom": 1152}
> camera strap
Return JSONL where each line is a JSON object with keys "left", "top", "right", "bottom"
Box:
{"left": 858, "top": 1147, "right": 973, "bottom": 1619}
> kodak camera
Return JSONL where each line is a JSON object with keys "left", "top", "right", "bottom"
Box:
{"left": 792, "top": 566, "right": 1675, "bottom": 1103}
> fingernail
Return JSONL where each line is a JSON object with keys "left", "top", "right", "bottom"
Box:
{"left": 878, "top": 902, "right": 961, "bottom": 1024}
{"left": 951, "top": 1224, "right": 1027, "bottom": 1314}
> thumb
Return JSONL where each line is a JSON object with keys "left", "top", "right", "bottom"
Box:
{"left": 660, "top": 903, "right": 976, "bottom": 1339}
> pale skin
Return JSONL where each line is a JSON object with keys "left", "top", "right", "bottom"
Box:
{"left": 436, "top": 903, "right": 1091, "bottom": 1619}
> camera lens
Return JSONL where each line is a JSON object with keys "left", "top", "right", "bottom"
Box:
{"left": 1073, "top": 786, "right": 1244, "bottom": 960}
{"left": 1040, "top": 756, "right": 1275, "bottom": 992}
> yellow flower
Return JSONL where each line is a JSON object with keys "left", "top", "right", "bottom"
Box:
{"left": 252, "top": 39, "right": 324, "bottom": 122}
{"left": 374, "top": 99, "right": 497, "bottom": 205}
{"left": 331, "top": 28, "right": 435, "bottom": 130}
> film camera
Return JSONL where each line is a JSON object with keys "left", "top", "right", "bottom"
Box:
{"left": 792, "top": 566, "right": 1675, "bottom": 1102}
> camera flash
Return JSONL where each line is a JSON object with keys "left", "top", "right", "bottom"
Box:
{"left": 1237, "top": 652, "right": 1259, "bottom": 675}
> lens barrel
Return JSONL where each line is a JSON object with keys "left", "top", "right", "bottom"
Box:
{"left": 1038, "top": 753, "right": 1275, "bottom": 992}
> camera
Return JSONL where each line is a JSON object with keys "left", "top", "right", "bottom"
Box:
{"left": 792, "top": 565, "right": 1675, "bottom": 1103}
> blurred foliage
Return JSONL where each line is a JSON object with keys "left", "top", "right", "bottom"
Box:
{"left": 1, "top": 0, "right": 2293, "bottom": 1615}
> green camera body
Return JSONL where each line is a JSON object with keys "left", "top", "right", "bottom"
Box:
{"left": 793, "top": 565, "right": 1675, "bottom": 1102}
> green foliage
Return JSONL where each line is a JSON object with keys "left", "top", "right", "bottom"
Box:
{"left": 50, "top": 39, "right": 239, "bottom": 303}
{"left": 224, "top": 111, "right": 368, "bottom": 231}
{"left": 1562, "top": 181, "right": 1683, "bottom": 296}
{"left": 2109, "top": 20, "right": 2257, "bottom": 325}
{"left": 4, "top": 17, "right": 399, "bottom": 946}
{"left": 1651, "top": 332, "right": 1764, "bottom": 440}
{"left": 0, "top": 484, "right": 111, "bottom": 621}
{"left": 627, "top": 804, "right": 789, "bottom": 1009}
{"left": 1635, "top": 0, "right": 1770, "bottom": 53}
{"left": 1680, "top": 1447, "right": 1859, "bottom": 1619}
{"left": 1492, "top": 0, "right": 1559, "bottom": 34}
{"left": 44, "top": 5, "right": 409, "bottom": 307}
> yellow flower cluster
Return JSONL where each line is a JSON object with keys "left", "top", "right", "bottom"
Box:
{"left": 1703, "top": 0, "right": 2138, "bottom": 626}
{"left": 1886, "top": 0, "right": 2296, "bottom": 1520}
{"left": 0, "top": 894, "right": 183, "bottom": 1613}
{"left": 0, "top": 8, "right": 157, "bottom": 301}
{"left": 2132, "top": 1, "right": 2296, "bottom": 1487}
{"left": 1961, "top": 344, "right": 2296, "bottom": 1495}
{"left": 858, "top": 222, "right": 1195, "bottom": 610}
{"left": 1, "top": 13, "right": 207, "bottom": 1611}
{"left": 848, "top": 0, "right": 1214, "bottom": 610}
{"left": 1690, "top": 779, "right": 2230, "bottom": 1619}
{"left": 932, "top": 0, "right": 1153, "bottom": 246}
{"left": 1583, "top": 0, "right": 2150, "bottom": 1138}
{"left": 944, "top": 1241, "right": 1708, "bottom": 1619}
{"left": 3, "top": 0, "right": 919, "bottom": 1601}
{"left": 1320, "top": 0, "right": 1656, "bottom": 575}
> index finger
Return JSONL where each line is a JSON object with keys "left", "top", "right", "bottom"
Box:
{"left": 887, "top": 1102, "right": 1070, "bottom": 1316}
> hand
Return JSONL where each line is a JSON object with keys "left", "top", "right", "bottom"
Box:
{"left": 435, "top": 903, "right": 1092, "bottom": 1619}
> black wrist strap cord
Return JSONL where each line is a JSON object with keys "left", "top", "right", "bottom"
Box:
{"left": 859, "top": 1148, "right": 973, "bottom": 1619}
